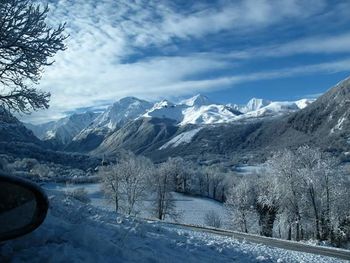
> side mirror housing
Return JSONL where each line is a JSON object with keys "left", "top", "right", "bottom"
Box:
{"left": 0, "top": 174, "right": 49, "bottom": 242}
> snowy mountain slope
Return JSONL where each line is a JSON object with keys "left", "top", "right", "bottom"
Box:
{"left": 145, "top": 95, "right": 313, "bottom": 126}
{"left": 93, "top": 117, "right": 178, "bottom": 155}
{"left": 73, "top": 97, "right": 152, "bottom": 140}
{"left": 74, "top": 95, "right": 313, "bottom": 155}
{"left": 153, "top": 76, "right": 350, "bottom": 162}
{"left": 66, "top": 97, "right": 153, "bottom": 152}
{"left": 144, "top": 95, "right": 243, "bottom": 126}
{"left": 26, "top": 112, "right": 100, "bottom": 145}
{"left": 240, "top": 98, "right": 272, "bottom": 113}
{"left": 180, "top": 94, "right": 212, "bottom": 107}
{"left": 180, "top": 105, "right": 241, "bottom": 125}
{"left": 143, "top": 100, "right": 185, "bottom": 122}
{"left": 1, "top": 190, "right": 342, "bottom": 263}
{"left": 159, "top": 127, "right": 203, "bottom": 149}
{"left": 238, "top": 100, "right": 305, "bottom": 119}
{"left": 23, "top": 94, "right": 313, "bottom": 154}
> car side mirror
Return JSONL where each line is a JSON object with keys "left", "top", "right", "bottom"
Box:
{"left": 0, "top": 174, "right": 49, "bottom": 242}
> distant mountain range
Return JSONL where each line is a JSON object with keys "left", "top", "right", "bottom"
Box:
{"left": 5, "top": 76, "right": 350, "bottom": 164}
{"left": 24, "top": 95, "right": 314, "bottom": 148}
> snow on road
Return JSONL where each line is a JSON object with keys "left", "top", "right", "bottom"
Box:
{"left": 1, "top": 190, "right": 344, "bottom": 263}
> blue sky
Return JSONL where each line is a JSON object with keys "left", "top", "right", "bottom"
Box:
{"left": 24, "top": 0, "right": 350, "bottom": 123}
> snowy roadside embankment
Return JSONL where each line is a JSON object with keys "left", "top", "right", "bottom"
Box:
{"left": 0, "top": 190, "right": 345, "bottom": 263}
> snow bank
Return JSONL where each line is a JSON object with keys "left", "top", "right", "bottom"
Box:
{"left": 0, "top": 190, "right": 344, "bottom": 263}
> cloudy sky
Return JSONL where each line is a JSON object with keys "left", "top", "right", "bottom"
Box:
{"left": 23, "top": 0, "right": 350, "bottom": 123}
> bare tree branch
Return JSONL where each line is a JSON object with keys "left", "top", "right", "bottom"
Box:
{"left": 0, "top": 0, "right": 68, "bottom": 113}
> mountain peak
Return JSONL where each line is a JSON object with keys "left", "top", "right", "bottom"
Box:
{"left": 180, "top": 94, "right": 211, "bottom": 107}
{"left": 240, "top": 98, "right": 271, "bottom": 113}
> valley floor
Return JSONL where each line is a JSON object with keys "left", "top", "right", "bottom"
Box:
{"left": 0, "top": 190, "right": 345, "bottom": 263}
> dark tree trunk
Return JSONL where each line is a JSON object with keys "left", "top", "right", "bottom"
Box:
{"left": 287, "top": 225, "right": 292, "bottom": 240}
{"left": 257, "top": 203, "right": 277, "bottom": 237}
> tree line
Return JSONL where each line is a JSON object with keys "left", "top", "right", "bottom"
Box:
{"left": 97, "top": 146, "right": 350, "bottom": 247}
{"left": 225, "top": 146, "right": 350, "bottom": 247}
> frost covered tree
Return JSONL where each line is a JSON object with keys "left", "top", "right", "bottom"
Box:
{"left": 204, "top": 210, "right": 222, "bottom": 228}
{"left": 255, "top": 175, "right": 279, "bottom": 237}
{"left": 267, "top": 146, "right": 347, "bottom": 243}
{"left": 0, "top": 0, "right": 67, "bottom": 113}
{"left": 294, "top": 146, "right": 341, "bottom": 241}
{"left": 99, "top": 164, "right": 122, "bottom": 212}
{"left": 267, "top": 149, "right": 304, "bottom": 240}
{"left": 149, "top": 162, "right": 177, "bottom": 220}
{"left": 99, "top": 153, "right": 152, "bottom": 215}
{"left": 225, "top": 177, "right": 257, "bottom": 233}
{"left": 208, "top": 165, "right": 225, "bottom": 200}
{"left": 163, "top": 157, "right": 192, "bottom": 193}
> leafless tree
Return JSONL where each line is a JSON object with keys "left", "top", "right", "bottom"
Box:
{"left": 99, "top": 153, "right": 152, "bottom": 215}
{"left": 0, "top": 0, "right": 67, "bottom": 113}
{"left": 99, "top": 164, "right": 122, "bottom": 213}
{"left": 149, "top": 162, "right": 177, "bottom": 220}
{"left": 225, "top": 177, "right": 257, "bottom": 233}
{"left": 267, "top": 149, "right": 304, "bottom": 240}
{"left": 204, "top": 210, "right": 222, "bottom": 228}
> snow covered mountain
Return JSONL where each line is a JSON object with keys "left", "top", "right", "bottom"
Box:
{"left": 233, "top": 98, "right": 272, "bottom": 113}
{"left": 87, "top": 97, "right": 153, "bottom": 131}
{"left": 24, "top": 94, "right": 314, "bottom": 153}
{"left": 66, "top": 97, "right": 152, "bottom": 152}
{"left": 144, "top": 95, "right": 313, "bottom": 125}
{"left": 143, "top": 94, "right": 243, "bottom": 125}
{"left": 25, "top": 112, "right": 99, "bottom": 145}
{"left": 180, "top": 94, "right": 212, "bottom": 107}
{"left": 237, "top": 99, "right": 315, "bottom": 120}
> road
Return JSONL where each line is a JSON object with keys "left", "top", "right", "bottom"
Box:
{"left": 145, "top": 219, "right": 350, "bottom": 261}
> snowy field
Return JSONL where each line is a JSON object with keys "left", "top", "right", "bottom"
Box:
{"left": 0, "top": 190, "right": 344, "bottom": 263}
{"left": 43, "top": 183, "right": 230, "bottom": 227}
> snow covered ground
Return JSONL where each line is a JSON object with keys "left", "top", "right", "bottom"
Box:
{"left": 0, "top": 190, "right": 344, "bottom": 263}
{"left": 43, "top": 183, "right": 229, "bottom": 227}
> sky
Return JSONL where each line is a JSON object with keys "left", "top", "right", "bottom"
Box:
{"left": 22, "top": 0, "right": 350, "bottom": 123}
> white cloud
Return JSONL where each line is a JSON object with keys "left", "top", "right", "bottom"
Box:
{"left": 22, "top": 0, "right": 349, "bottom": 123}
{"left": 24, "top": 57, "right": 350, "bottom": 124}
{"left": 226, "top": 32, "right": 350, "bottom": 59}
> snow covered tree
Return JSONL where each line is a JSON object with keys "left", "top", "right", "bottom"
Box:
{"left": 163, "top": 157, "right": 192, "bottom": 193}
{"left": 204, "top": 210, "right": 222, "bottom": 228}
{"left": 0, "top": 0, "right": 67, "bottom": 113}
{"left": 117, "top": 154, "right": 152, "bottom": 215}
{"left": 99, "top": 164, "right": 122, "bottom": 213}
{"left": 149, "top": 162, "right": 177, "bottom": 220}
{"left": 295, "top": 146, "right": 342, "bottom": 241}
{"left": 99, "top": 153, "right": 152, "bottom": 215}
{"left": 267, "top": 149, "right": 304, "bottom": 240}
{"left": 225, "top": 177, "right": 257, "bottom": 233}
{"left": 267, "top": 146, "right": 347, "bottom": 243}
{"left": 255, "top": 174, "right": 279, "bottom": 237}
{"left": 207, "top": 165, "right": 225, "bottom": 200}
